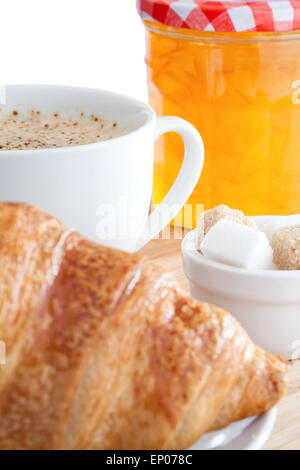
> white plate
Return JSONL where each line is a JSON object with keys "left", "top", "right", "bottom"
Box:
{"left": 189, "top": 408, "right": 277, "bottom": 450}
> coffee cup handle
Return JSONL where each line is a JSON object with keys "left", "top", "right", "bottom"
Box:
{"left": 136, "top": 116, "right": 204, "bottom": 251}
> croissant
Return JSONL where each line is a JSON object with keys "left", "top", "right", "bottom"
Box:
{"left": 0, "top": 202, "right": 289, "bottom": 450}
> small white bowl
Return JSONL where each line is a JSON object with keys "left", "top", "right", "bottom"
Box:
{"left": 182, "top": 218, "right": 300, "bottom": 360}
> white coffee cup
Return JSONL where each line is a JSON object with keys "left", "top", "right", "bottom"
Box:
{"left": 0, "top": 84, "right": 204, "bottom": 252}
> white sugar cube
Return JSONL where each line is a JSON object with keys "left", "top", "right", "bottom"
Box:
{"left": 257, "top": 214, "right": 300, "bottom": 240}
{"left": 200, "top": 219, "right": 274, "bottom": 270}
{"left": 197, "top": 204, "right": 256, "bottom": 248}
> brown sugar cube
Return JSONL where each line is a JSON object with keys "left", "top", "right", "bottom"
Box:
{"left": 197, "top": 204, "right": 257, "bottom": 250}
{"left": 271, "top": 224, "right": 300, "bottom": 270}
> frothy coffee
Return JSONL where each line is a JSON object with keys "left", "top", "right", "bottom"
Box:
{"left": 0, "top": 110, "right": 125, "bottom": 150}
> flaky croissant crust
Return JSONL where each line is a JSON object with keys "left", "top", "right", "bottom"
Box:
{"left": 0, "top": 203, "right": 289, "bottom": 450}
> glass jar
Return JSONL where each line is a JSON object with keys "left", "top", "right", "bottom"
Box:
{"left": 138, "top": 1, "right": 300, "bottom": 227}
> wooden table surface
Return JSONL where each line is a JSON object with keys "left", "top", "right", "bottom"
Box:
{"left": 140, "top": 229, "right": 300, "bottom": 451}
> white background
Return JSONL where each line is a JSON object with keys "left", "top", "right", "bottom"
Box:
{"left": 1, "top": 0, "right": 147, "bottom": 101}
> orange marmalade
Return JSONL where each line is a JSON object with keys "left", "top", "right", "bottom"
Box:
{"left": 143, "top": 22, "right": 300, "bottom": 227}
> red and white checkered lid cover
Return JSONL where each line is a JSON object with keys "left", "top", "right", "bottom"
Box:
{"left": 137, "top": 0, "right": 300, "bottom": 32}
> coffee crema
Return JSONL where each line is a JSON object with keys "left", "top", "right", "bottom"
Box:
{"left": 0, "top": 110, "right": 124, "bottom": 150}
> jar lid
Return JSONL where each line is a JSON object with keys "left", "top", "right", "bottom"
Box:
{"left": 137, "top": 0, "right": 300, "bottom": 32}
